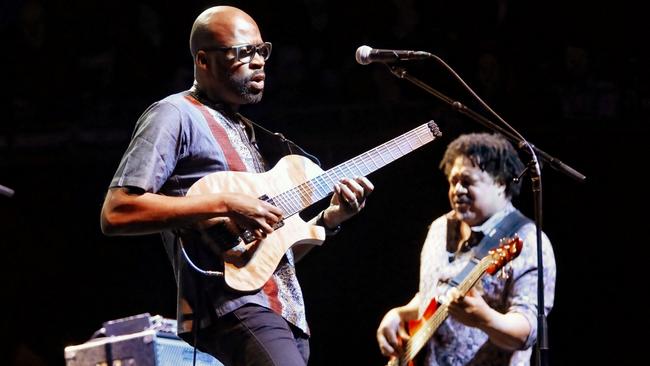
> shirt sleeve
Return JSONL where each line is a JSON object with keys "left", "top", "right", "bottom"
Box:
{"left": 110, "top": 101, "right": 184, "bottom": 193}
{"left": 506, "top": 224, "right": 557, "bottom": 349}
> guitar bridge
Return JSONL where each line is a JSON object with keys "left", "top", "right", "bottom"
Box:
{"left": 240, "top": 195, "right": 285, "bottom": 243}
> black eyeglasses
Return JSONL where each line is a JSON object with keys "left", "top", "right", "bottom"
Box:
{"left": 202, "top": 42, "right": 272, "bottom": 63}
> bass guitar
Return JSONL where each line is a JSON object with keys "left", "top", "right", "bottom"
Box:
{"left": 386, "top": 236, "right": 524, "bottom": 366}
{"left": 187, "top": 121, "right": 442, "bottom": 292}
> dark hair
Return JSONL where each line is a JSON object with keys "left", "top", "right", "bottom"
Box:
{"left": 439, "top": 133, "right": 525, "bottom": 198}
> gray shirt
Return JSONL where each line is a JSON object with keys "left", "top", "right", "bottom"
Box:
{"left": 109, "top": 89, "right": 309, "bottom": 337}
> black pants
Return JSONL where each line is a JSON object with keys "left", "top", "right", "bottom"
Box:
{"left": 196, "top": 304, "right": 310, "bottom": 366}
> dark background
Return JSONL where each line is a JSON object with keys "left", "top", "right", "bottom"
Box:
{"left": 1, "top": 0, "right": 646, "bottom": 365}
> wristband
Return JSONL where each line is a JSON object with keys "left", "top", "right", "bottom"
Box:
{"left": 316, "top": 211, "right": 341, "bottom": 235}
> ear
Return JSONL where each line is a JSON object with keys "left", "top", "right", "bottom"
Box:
{"left": 195, "top": 50, "right": 209, "bottom": 69}
{"left": 491, "top": 177, "right": 506, "bottom": 196}
{"left": 497, "top": 182, "right": 507, "bottom": 197}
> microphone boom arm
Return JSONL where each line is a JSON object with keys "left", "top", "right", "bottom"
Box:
{"left": 386, "top": 65, "right": 586, "bottom": 182}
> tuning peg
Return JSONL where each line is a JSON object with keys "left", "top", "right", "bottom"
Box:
{"left": 499, "top": 264, "right": 510, "bottom": 280}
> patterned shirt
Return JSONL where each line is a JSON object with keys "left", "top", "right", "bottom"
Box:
{"left": 418, "top": 203, "right": 556, "bottom": 366}
{"left": 109, "top": 88, "right": 309, "bottom": 337}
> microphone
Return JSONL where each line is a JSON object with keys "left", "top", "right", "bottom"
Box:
{"left": 355, "top": 45, "right": 432, "bottom": 65}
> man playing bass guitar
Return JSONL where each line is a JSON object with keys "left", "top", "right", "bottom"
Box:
{"left": 376, "top": 133, "right": 556, "bottom": 366}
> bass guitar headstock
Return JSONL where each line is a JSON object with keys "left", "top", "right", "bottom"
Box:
{"left": 486, "top": 235, "right": 524, "bottom": 275}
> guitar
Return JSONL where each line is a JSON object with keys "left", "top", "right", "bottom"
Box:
{"left": 386, "top": 236, "right": 524, "bottom": 366}
{"left": 186, "top": 121, "right": 442, "bottom": 292}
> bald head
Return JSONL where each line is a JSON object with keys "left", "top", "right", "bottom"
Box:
{"left": 188, "top": 6, "right": 267, "bottom": 108}
{"left": 189, "top": 6, "right": 260, "bottom": 58}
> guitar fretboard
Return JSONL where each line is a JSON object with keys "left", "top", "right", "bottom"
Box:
{"left": 402, "top": 257, "right": 492, "bottom": 364}
{"left": 271, "top": 121, "right": 440, "bottom": 216}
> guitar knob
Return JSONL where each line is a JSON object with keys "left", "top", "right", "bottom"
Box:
{"left": 241, "top": 229, "right": 256, "bottom": 243}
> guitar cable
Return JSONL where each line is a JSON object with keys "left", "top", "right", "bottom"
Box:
{"left": 272, "top": 131, "right": 322, "bottom": 167}
{"left": 178, "top": 237, "right": 224, "bottom": 277}
{"left": 239, "top": 114, "right": 322, "bottom": 167}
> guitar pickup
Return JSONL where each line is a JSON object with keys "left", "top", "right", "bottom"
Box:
{"left": 240, "top": 195, "right": 285, "bottom": 243}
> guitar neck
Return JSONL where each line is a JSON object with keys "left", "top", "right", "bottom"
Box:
{"left": 402, "top": 257, "right": 492, "bottom": 363}
{"left": 273, "top": 122, "right": 440, "bottom": 216}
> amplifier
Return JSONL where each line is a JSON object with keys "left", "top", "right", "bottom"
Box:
{"left": 64, "top": 329, "right": 223, "bottom": 366}
{"left": 64, "top": 314, "right": 223, "bottom": 366}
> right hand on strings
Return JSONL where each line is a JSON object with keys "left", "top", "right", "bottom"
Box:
{"left": 223, "top": 192, "right": 283, "bottom": 239}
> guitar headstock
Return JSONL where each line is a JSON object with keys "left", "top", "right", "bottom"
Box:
{"left": 485, "top": 236, "right": 524, "bottom": 275}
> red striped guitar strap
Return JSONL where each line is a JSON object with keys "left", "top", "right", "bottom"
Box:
{"left": 184, "top": 94, "right": 247, "bottom": 172}
{"left": 184, "top": 94, "right": 281, "bottom": 305}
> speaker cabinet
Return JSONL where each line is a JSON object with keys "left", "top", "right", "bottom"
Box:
{"left": 64, "top": 329, "right": 223, "bottom": 366}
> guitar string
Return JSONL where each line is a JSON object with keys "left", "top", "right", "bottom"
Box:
{"left": 274, "top": 123, "right": 434, "bottom": 213}
{"left": 284, "top": 126, "right": 427, "bottom": 210}
{"left": 403, "top": 244, "right": 515, "bottom": 361}
{"left": 272, "top": 125, "right": 434, "bottom": 221}
{"left": 403, "top": 257, "right": 492, "bottom": 362}
{"left": 270, "top": 124, "right": 436, "bottom": 216}
{"left": 404, "top": 258, "right": 488, "bottom": 361}
{"left": 284, "top": 124, "right": 433, "bottom": 211}
{"left": 386, "top": 244, "right": 519, "bottom": 366}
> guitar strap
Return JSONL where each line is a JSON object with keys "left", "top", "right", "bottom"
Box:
{"left": 449, "top": 210, "right": 531, "bottom": 287}
{"left": 184, "top": 94, "right": 248, "bottom": 172}
{"left": 180, "top": 94, "right": 251, "bottom": 358}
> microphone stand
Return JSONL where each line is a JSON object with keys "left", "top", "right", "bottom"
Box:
{"left": 385, "top": 62, "right": 585, "bottom": 366}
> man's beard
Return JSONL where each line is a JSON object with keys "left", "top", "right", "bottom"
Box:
{"left": 227, "top": 70, "right": 263, "bottom": 104}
